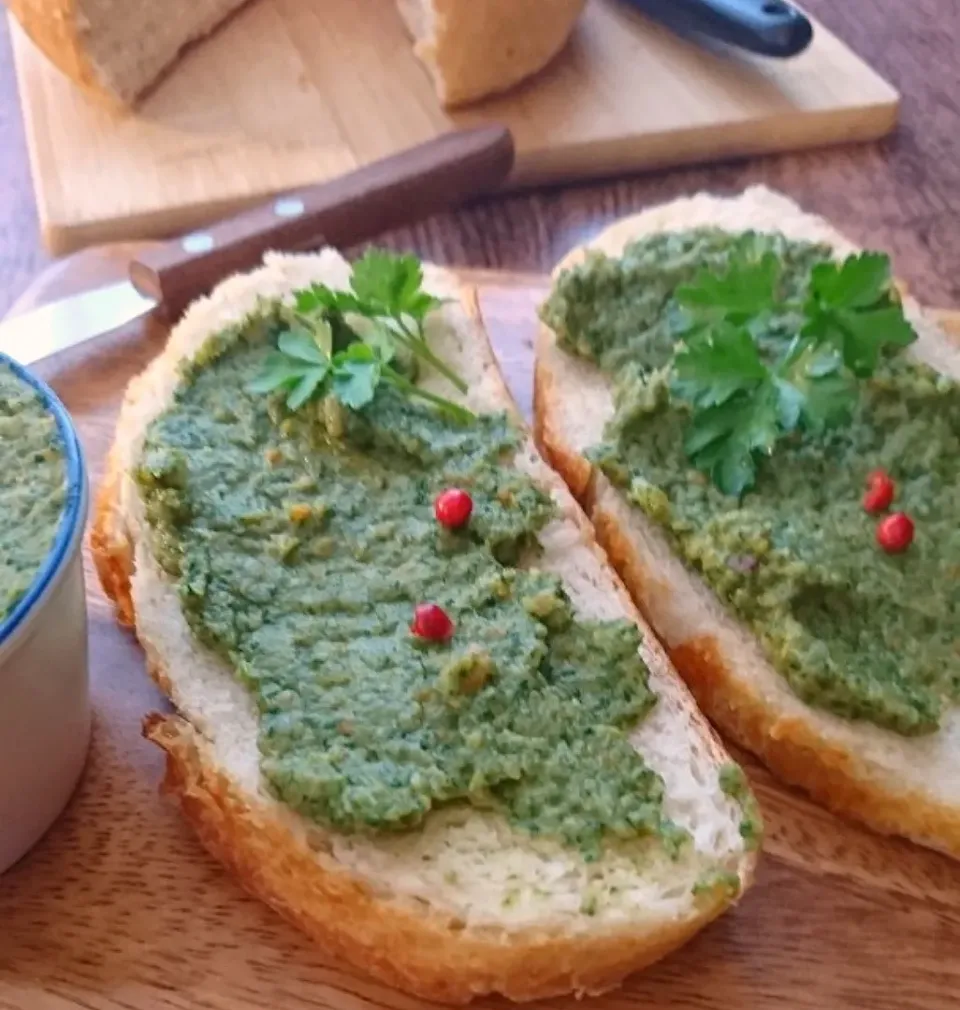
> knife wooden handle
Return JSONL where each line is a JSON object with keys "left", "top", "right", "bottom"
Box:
{"left": 128, "top": 126, "right": 515, "bottom": 320}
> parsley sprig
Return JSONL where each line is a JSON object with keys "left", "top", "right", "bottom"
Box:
{"left": 248, "top": 250, "right": 473, "bottom": 423}
{"left": 670, "top": 251, "right": 917, "bottom": 497}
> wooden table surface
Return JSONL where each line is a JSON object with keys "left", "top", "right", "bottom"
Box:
{"left": 1, "top": 0, "right": 959, "bottom": 316}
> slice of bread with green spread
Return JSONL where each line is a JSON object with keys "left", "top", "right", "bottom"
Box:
{"left": 92, "top": 251, "right": 758, "bottom": 1003}
{"left": 534, "top": 186, "right": 960, "bottom": 857}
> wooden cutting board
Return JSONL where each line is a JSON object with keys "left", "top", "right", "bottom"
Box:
{"left": 1, "top": 249, "right": 960, "bottom": 1010}
{"left": 9, "top": 0, "right": 899, "bottom": 255}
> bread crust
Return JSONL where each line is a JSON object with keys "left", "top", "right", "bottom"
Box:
{"left": 533, "top": 186, "right": 960, "bottom": 858}
{"left": 90, "top": 255, "right": 755, "bottom": 1001}
{"left": 400, "top": 0, "right": 586, "bottom": 107}
{"left": 91, "top": 468, "right": 136, "bottom": 626}
{"left": 127, "top": 711, "right": 723, "bottom": 1003}
{"left": 8, "top": 0, "right": 257, "bottom": 107}
{"left": 7, "top": 0, "right": 119, "bottom": 108}
{"left": 591, "top": 504, "right": 960, "bottom": 855}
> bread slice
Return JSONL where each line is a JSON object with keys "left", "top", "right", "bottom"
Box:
{"left": 395, "top": 0, "right": 586, "bottom": 108}
{"left": 9, "top": 0, "right": 585, "bottom": 110}
{"left": 534, "top": 185, "right": 960, "bottom": 858}
{"left": 92, "top": 250, "right": 756, "bottom": 1002}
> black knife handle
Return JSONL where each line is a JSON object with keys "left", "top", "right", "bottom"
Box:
{"left": 624, "top": 0, "right": 813, "bottom": 58}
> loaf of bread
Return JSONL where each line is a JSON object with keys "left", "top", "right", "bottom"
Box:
{"left": 7, "top": 0, "right": 585, "bottom": 109}
{"left": 92, "top": 250, "right": 757, "bottom": 1002}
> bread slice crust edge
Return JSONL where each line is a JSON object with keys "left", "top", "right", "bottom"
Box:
{"left": 533, "top": 185, "right": 960, "bottom": 858}
{"left": 91, "top": 257, "right": 756, "bottom": 1002}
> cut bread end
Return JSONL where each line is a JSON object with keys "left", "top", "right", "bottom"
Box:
{"left": 395, "top": 0, "right": 586, "bottom": 107}
{"left": 92, "top": 250, "right": 756, "bottom": 1001}
{"left": 8, "top": 0, "right": 253, "bottom": 107}
{"left": 534, "top": 184, "right": 960, "bottom": 859}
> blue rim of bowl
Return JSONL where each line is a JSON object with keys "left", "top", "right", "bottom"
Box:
{"left": 0, "top": 354, "right": 86, "bottom": 648}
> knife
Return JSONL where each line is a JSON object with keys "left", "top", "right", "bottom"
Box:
{"left": 1, "top": 126, "right": 515, "bottom": 367}
{"left": 623, "top": 0, "right": 813, "bottom": 58}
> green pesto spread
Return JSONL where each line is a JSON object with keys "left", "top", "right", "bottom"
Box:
{"left": 542, "top": 229, "right": 960, "bottom": 737}
{"left": 135, "top": 311, "right": 686, "bottom": 859}
{"left": 0, "top": 362, "right": 66, "bottom": 623}
{"left": 718, "top": 763, "right": 762, "bottom": 851}
{"left": 692, "top": 868, "right": 741, "bottom": 902}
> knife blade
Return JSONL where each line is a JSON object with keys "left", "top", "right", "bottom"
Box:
{"left": 1, "top": 125, "right": 515, "bottom": 367}
{"left": 622, "top": 0, "right": 813, "bottom": 58}
{"left": 0, "top": 282, "right": 157, "bottom": 367}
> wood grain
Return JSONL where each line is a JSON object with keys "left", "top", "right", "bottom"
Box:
{"left": 2, "top": 248, "right": 960, "bottom": 1010}
{"left": 7, "top": 0, "right": 898, "bottom": 254}
{"left": 3, "top": 0, "right": 960, "bottom": 320}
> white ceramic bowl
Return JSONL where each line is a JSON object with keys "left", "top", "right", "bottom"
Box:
{"left": 0, "top": 356, "right": 90, "bottom": 875}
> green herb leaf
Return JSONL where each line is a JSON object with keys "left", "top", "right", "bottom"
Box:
{"left": 350, "top": 318, "right": 397, "bottom": 364}
{"left": 805, "top": 305, "right": 916, "bottom": 378}
{"left": 804, "top": 252, "right": 916, "bottom": 377}
{"left": 246, "top": 351, "right": 312, "bottom": 394}
{"left": 278, "top": 328, "right": 328, "bottom": 365}
{"left": 250, "top": 251, "right": 469, "bottom": 421}
{"left": 246, "top": 368, "right": 298, "bottom": 395}
{"left": 772, "top": 378, "right": 804, "bottom": 431}
{"left": 671, "top": 323, "right": 833, "bottom": 495}
{"left": 676, "top": 252, "right": 781, "bottom": 322}
{"left": 295, "top": 284, "right": 366, "bottom": 318}
{"left": 683, "top": 385, "right": 781, "bottom": 498}
{"left": 796, "top": 371, "right": 858, "bottom": 429}
{"left": 673, "top": 326, "right": 768, "bottom": 408}
{"left": 776, "top": 340, "right": 856, "bottom": 430}
{"left": 350, "top": 250, "right": 445, "bottom": 321}
{"left": 287, "top": 366, "right": 329, "bottom": 410}
{"left": 330, "top": 249, "right": 464, "bottom": 391}
{"left": 808, "top": 252, "right": 890, "bottom": 310}
{"left": 405, "top": 290, "right": 447, "bottom": 320}
{"left": 668, "top": 248, "right": 916, "bottom": 496}
{"left": 331, "top": 344, "right": 381, "bottom": 410}
{"left": 674, "top": 327, "right": 865, "bottom": 496}
{"left": 313, "top": 318, "right": 334, "bottom": 357}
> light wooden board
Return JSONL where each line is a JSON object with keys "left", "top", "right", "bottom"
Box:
{"left": 1, "top": 247, "right": 960, "bottom": 1010}
{"left": 9, "top": 0, "right": 899, "bottom": 255}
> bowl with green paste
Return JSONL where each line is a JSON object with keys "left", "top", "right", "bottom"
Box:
{"left": 0, "top": 354, "right": 90, "bottom": 875}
